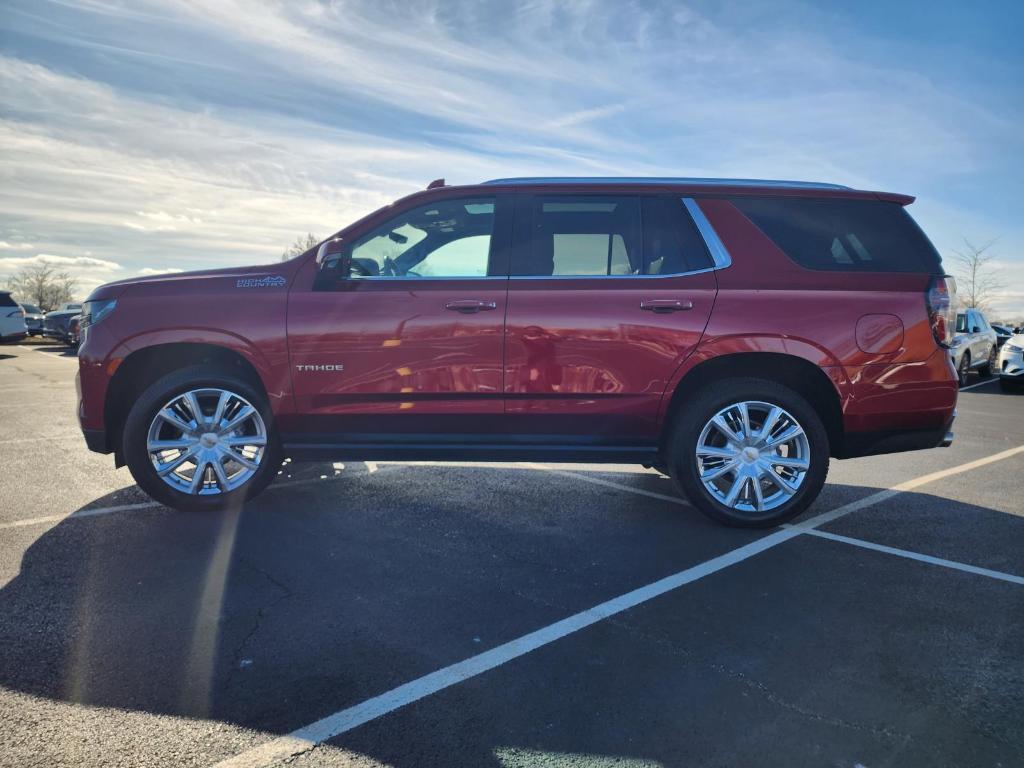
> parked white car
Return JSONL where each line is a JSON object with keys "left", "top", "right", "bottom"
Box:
{"left": 949, "top": 308, "right": 998, "bottom": 386}
{"left": 999, "top": 333, "right": 1024, "bottom": 392}
{"left": 0, "top": 291, "right": 28, "bottom": 342}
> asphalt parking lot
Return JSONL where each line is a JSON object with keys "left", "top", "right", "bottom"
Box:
{"left": 1, "top": 338, "right": 1022, "bottom": 768}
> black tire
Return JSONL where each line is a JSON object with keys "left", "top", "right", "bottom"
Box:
{"left": 957, "top": 352, "right": 971, "bottom": 387}
{"left": 977, "top": 346, "right": 996, "bottom": 377}
{"left": 122, "top": 366, "right": 282, "bottom": 512}
{"left": 668, "top": 378, "right": 830, "bottom": 528}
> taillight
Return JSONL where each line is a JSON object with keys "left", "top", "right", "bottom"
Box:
{"left": 926, "top": 275, "right": 956, "bottom": 347}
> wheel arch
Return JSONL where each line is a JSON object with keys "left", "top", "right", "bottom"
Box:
{"left": 661, "top": 352, "right": 846, "bottom": 458}
{"left": 104, "top": 342, "right": 269, "bottom": 465}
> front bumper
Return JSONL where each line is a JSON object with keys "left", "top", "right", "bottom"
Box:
{"left": 999, "top": 345, "right": 1024, "bottom": 380}
{"left": 82, "top": 427, "right": 111, "bottom": 454}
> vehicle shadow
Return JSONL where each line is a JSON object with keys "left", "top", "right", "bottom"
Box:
{"left": 0, "top": 468, "right": 1021, "bottom": 766}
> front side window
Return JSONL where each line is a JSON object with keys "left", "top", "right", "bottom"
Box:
{"left": 348, "top": 198, "right": 496, "bottom": 278}
{"left": 956, "top": 313, "right": 968, "bottom": 333}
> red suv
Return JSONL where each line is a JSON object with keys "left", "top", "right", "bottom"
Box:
{"left": 76, "top": 177, "right": 958, "bottom": 527}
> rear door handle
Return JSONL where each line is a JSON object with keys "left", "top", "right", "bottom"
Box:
{"left": 445, "top": 299, "right": 498, "bottom": 313}
{"left": 640, "top": 299, "right": 693, "bottom": 313}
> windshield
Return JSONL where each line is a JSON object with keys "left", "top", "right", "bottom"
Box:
{"left": 20, "top": 304, "right": 41, "bottom": 314}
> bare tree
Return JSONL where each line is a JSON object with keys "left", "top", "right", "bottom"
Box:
{"left": 281, "top": 233, "right": 320, "bottom": 262}
{"left": 951, "top": 238, "right": 1000, "bottom": 311}
{"left": 6, "top": 262, "right": 78, "bottom": 311}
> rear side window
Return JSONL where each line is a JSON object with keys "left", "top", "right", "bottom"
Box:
{"left": 0, "top": 293, "right": 17, "bottom": 308}
{"left": 515, "top": 197, "right": 642, "bottom": 276}
{"left": 511, "top": 195, "right": 712, "bottom": 276}
{"left": 731, "top": 197, "right": 942, "bottom": 273}
{"left": 642, "top": 197, "right": 713, "bottom": 274}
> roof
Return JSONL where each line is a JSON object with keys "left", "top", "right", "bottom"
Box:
{"left": 482, "top": 177, "right": 851, "bottom": 190}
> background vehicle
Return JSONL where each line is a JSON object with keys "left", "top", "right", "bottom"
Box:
{"left": 67, "top": 315, "right": 82, "bottom": 348}
{"left": 42, "top": 303, "right": 83, "bottom": 345}
{"left": 998, "top": 333, "right": 1024, "bottom": 392}
{"left": 19, "top": 303, "right": 45, "bottom": 336}
{"left": 77, "top": 177, "right": 958, "bottom": 528}
{"left": 992, "top": 323, "right": 1014, "bottom": 348}
{"left": 0, "top": 291, "right": 28, "bottom": 342}
{"left": 950, "top": 308, "right": 998, "bottom": 386}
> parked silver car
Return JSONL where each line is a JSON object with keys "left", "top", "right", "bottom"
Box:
{"left": 999, "top": 333, "right": 1024, "bottom": 392}
{"left": 949, "top": 308, "right": 998, "bottom": 386}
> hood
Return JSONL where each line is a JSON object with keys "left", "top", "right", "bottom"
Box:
{"left": 44, "top": 309, "right": 81, "bottom": 319}
{"left": 86, "top": 261, "right": 303, "bottom": 301}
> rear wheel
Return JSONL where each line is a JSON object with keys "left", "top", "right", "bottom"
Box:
{"left": 978, "top": 346, "right": 996, "bottom": 377}
{"left": 668, "top": 378, "right": 829, "bottom": 528}
{"left": 957, "top": 352, "right": 971, "bottom": 387}
{"left": 122, "top": 366, "right": 282, "bottom": 511}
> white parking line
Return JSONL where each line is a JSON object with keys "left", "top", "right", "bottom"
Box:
{"left": 17, "top": 345, "right": 77, "bottom": 361}
{"left": 527, "top": 463, "right": 688, "bottom": 506}
{"left": 0, "top": 501, "right": 162, "bottom": 530}
{"left": 0, "top": 464, "right": 397, "bottom": 531}
{"left": 959, "top": 377, "right": 999, "bottom": 392}
{"left": 213, "top": 443, "right": 1024, "bottom": 768}
{"left": 801, "top": 528, "right": 1024, "bottom": 586}
{"left": 213, "top": 527, "right": 804, "bottom": 768}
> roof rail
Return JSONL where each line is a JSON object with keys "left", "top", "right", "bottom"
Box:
{"left": 481, "top": 177, "right": 851, "bottom": 190}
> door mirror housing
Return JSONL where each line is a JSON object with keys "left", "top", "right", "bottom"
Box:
{"left": 314, "top": 238, "right": 352, "bottom": 290}
{"left": 971, "top": 326, "right": 980, "bottom": 334}
{"left": 316, "top": 238, "right": 347, "bottom": 270}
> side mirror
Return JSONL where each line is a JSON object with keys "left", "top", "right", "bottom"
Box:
{"left": 316, "top": 238, "right": 347, "bottom": 269}
{"left": 314, "top": 238, "right": 351, "bottom": 290}
{"left": 971, "top": 326, "right": 980, "bottom": 334}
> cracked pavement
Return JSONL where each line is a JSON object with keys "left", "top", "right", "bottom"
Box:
{"left": 1, "top": 340, "right": 1023, "bottom": 767}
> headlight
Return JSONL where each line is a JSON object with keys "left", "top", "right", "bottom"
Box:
{"left": 80, "top": 298, "right": 117, "bottom": 329}
{"left": 1008, "top": 342, "right": 1024, "bottom": 354}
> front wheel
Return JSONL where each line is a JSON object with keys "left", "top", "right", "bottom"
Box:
{"left": 668, "top": 378, "right": 830, "bottom": 528}
{"left": 122, "top": 366, "right": 282, "bottom": 511}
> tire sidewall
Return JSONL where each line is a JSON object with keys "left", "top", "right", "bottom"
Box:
{"left": 123, "top": 367, "right": 281, "bottom": 512}
{"left": 670, "top": 378, "right": 830, "bottom": 528}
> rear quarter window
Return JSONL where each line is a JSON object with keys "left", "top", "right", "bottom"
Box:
{"left": 731, "top": 197, "right": 942, "bottom": 274}
{"left": 0, "top": 293, "right": 18, "bottom": 308}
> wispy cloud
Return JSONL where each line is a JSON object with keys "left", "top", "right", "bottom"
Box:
{"left": 0, "top": 0, "right": 1021, "bottom": 314}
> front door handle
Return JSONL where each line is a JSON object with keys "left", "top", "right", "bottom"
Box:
{"left": 445, "top": 299, "right": 498, "bottom": 314}
{"left": 640, "top": 299, "right": 693, "bottom": 313}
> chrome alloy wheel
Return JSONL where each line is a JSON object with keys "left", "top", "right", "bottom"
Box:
{"left": 146, "top": 388, "right": 267, "bottom": 495}
{"left": 695, "top": 400, "right": 811, "bottom": 514}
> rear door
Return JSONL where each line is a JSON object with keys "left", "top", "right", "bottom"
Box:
{"left": 503, "top": 193, "right": 717, "bottom": 443}
{"left": 286, "top": 195, "right": 511, "bottom": 440}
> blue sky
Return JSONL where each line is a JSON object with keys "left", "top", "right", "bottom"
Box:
{"left": 1, "top": 0, "right": 1022, "bottom": 318}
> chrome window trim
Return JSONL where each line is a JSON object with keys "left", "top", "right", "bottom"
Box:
{"left": 345, "top": 275, "right": 508, "bottom": 281}
{"left": 682, "top": 198, "right": 732, "bottom": 270}
{"left": 507, "top": 268, "right": 719, "bottom": 281}
{"left": 483, "top": 177, "right": 850, "bottom": 190}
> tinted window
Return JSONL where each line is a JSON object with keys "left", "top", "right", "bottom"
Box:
{"left": 513, "top": 197, "right": 641, "bottom": 276}
{"left": 20, "top": 304, "right": 40, "bottom": 314}
{"left": 0, "top": 293, "right": 18, "bottom": 308}
{"left": 731, "top": 197, "right": 942, "bottom": 273}
{"left": 642, "top": 197, "right": 713, "bottom": 274}
{"left": 349, "top": 198, "right": 496, "bottom": 278}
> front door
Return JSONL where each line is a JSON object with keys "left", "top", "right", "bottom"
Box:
{"left": 286, "top": 195, "right": 510, "bottom": 441}
{"left": 504, "top": 193, "right": 717, "bottom": 443}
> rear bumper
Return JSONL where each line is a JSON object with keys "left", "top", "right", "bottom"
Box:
{"left": 837, "top": 412, "right": 955, "bottom": 459}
